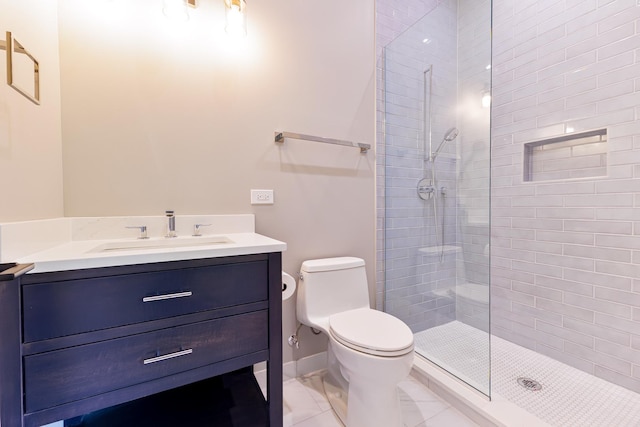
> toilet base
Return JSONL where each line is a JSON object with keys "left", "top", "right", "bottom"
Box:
{"left": 345, "top": 378, "right": 403, "bottom": 427}
{"left": 323, "top": 371, "right": 348, "bottom": 426}
{"left": 323, "top": 340, "right": 411, "bottom": 427}
{"left": 324, "top": 368, "right": 404, "bottom": 427}
{"left": 323, "top": 342, "right": 349, "bottom": 425}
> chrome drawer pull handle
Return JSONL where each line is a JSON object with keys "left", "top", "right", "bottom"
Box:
{"left": 142, "top": 291, "right": 193, "bottom": 303}
{"left": 143, "top": 349, "right": 193, "bottom": 365}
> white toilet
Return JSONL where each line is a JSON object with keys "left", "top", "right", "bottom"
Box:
{"left": 296, "top": 257, "right": 414, "bottom": 427}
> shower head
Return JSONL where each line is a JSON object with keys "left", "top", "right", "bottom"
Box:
{"left": 444, "top": 127, "right": 459, "bottom": 142}
{"left": 431, "top": 127, "right": 459, "bottom": 161}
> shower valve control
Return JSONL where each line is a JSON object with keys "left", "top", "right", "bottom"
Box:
{"left": 417, "top": 178, "right": 435, "bottom": 200}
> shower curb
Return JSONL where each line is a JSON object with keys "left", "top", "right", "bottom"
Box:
{"left": 412, "top": 356, "right": 552, "bottom": 427}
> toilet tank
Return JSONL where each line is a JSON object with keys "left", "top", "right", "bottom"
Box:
{"left": 297, "top": 257, "right": 371, "bottom": 329}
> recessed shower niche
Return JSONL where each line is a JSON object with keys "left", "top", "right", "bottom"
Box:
{"left": 523, "top": 129, "right": 607, "bottom": 182}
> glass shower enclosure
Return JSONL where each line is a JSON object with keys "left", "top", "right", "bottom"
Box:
{"left": 383, "top": 0, "right": 492, "bottom": 396}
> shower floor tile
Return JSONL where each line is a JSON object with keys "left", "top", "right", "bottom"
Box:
{"left": 415, "top": 321, "right": 640, "bottom": 427}
{"left": 414, "top": 321, "right": 490, "bottom": 393}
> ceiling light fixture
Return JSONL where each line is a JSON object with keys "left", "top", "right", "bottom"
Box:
{"left": 162, "top": 0, "right": 191, "bottom": 21}
{"left": 225, "top": 0, "right": 247, "bottom": 38}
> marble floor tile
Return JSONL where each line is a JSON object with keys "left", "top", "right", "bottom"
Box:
{"left": 285, "top": 371, "right": 480, "bottom": 427}
{"left": 401, "top": 399, "right": 451, "bottom": 427}
{"left": 283, "top": 377, "right": 327, "bottom": 426}
{"left": 292, "top": 409, "right": 344, "bottom": 427}
{"left": 296, "top": 372, "right": 333, "bottom": 412}
{"left": 417, "top": 407, "right": 480, "bottom": 427}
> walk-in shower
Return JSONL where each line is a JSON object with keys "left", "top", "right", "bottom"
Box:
{"left": 382, "top": 0, "right": 640, "bottom": 425}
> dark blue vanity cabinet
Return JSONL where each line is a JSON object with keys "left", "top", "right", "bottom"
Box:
{"left": 0, "top": 253, "right": 283, "bottom": 427}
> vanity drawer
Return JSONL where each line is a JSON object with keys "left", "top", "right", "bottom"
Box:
{"left": 23, "top": 260, "right": 268, "bottom": 342}
{"left": 24, "top": 310, "right": 268, "bottom": 412}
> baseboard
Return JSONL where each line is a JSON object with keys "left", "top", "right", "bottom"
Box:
{"left": 254, "top": 352, "right": 327, "bottom": 381}
{"left": 295, "top": 351, "right": 327, "bottom": 376}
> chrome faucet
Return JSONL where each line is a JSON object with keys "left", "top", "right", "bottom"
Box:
{"left": 192, "top": 223, "right": 212, "bottom": 236}
{"left": 165, "top": 210, "right": 177, "bottom": 238}
{"left": 126, "top": 225, "right": 148, "bottom": 239}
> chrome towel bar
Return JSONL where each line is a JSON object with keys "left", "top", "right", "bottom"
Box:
{"left": 275, "top": 131, "right": 371, "bottom": 153}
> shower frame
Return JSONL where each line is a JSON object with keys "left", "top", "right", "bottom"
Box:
{"left": 382, "top": 0, "right": 492, "bottom": 398}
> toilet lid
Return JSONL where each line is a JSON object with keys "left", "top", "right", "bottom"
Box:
{"left": 329, "top": 308, "right": 414, "bottom": 357}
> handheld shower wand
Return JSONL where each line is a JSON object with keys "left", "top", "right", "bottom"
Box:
{"left": 418, "top": 128, "right": 460, "bottom": 263}
{"left": 429, "top": 128, "right": 459, "bottom": 161}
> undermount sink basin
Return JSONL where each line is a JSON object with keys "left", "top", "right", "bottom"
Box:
{"left": 87, "top": 236, "right": 233, "bottom": 253}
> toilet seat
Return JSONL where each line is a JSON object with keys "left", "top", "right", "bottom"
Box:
{"left": 329, "top": 308, "right": 414, "bottom": 357}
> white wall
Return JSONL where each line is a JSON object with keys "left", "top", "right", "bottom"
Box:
{"left": 0, "top": 0, "right": 64, "bottom": 221}
{"left": 57, "top": 0, "right": 376, "bottom": 363}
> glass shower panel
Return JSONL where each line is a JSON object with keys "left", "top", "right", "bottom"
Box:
{"left": 384, "top": 0, "right": 491, "bottom": 396}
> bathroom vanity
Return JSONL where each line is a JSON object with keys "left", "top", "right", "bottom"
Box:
{"left": 0, "top": 215, "right": 286, "bottom": 427}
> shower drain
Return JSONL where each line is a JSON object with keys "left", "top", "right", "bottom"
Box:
{"left": 517, "top": 377, "right": 542, "bottom": 391}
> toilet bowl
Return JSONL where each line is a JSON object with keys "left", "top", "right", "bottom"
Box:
{"left": 296, "top": 257, "right": 414, "bottom": 427}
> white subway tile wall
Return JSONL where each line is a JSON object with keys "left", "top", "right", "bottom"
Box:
{"left": 378, "top": 0, "right": 492, "bottom": 395}
{"left": 491, "top": 0, "right": 640, "bottom": 393}
{"left": 378, "top": 0, "right": 640, "bottom": 399}
{"left": 379, "top": 0, "right": 491, "bottom": 333}
{"left": 456, "top": 0, "right": 492, "bottom": 306}
{"left": 376, "top": 0, "right": 445, "bottom": 311}
{"left": 382, "top": 0, "right": 465, "bottom": 332}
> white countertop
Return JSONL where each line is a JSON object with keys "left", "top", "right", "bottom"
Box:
{"left": 0, "top": 215, "right": 286, "bottom": 274}
{"left": 18, "top": 233, "right": 286, "bottom": 273}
